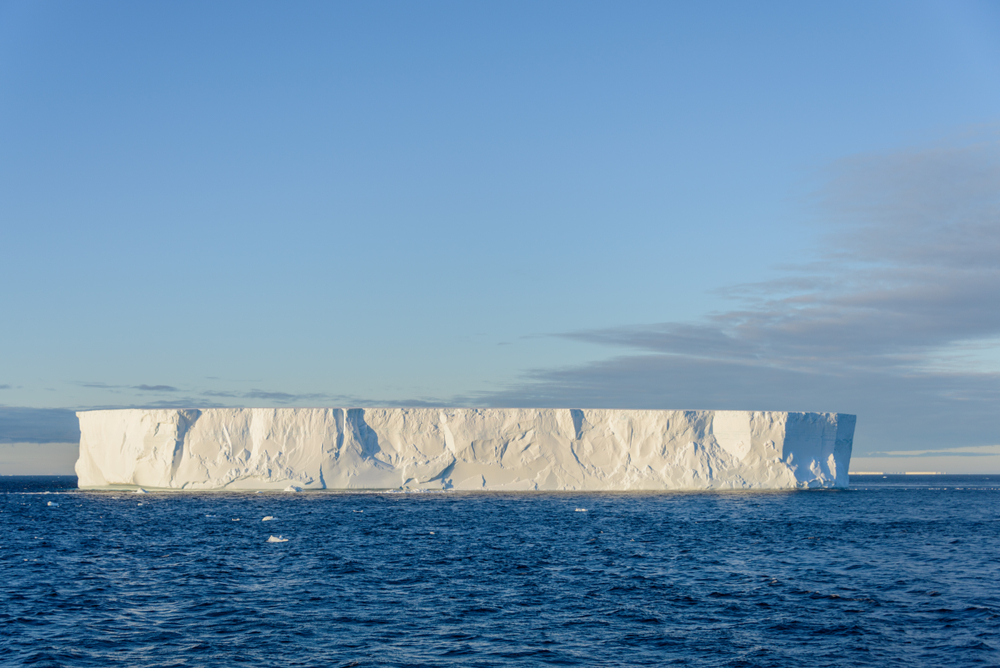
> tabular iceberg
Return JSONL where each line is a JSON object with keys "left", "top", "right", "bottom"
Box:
{"left": 75, "top": 408, "right": 854, "bottom": 491}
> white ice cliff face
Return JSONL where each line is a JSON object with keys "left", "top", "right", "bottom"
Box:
{"left": 74, "top": 408, "right": 855, "bottom": 491}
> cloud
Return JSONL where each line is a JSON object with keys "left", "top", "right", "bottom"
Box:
{"left": 78, "top": 382, "right": 180, "bottom": 392}
{"left": 563, "top": 138, "right": 1000, "bottom": 374}
{"left": 243, "top": 389, "right": 326, "bottom": 402}
{"left": 376, "top": 398, "right": 450, "bottom": 407}
{"left": 124, "top": 398, "right": 224, "bottom": 409}
{"left": 471, "top": 134, "right": 1000, "bottom": 453}
{"left": 0, "top": 407, "right": 80, "bottom": 444}
{"left": 202, "top": 389, "right": 332, "bottom": 404}
{"left": 197, "top": 388, "right": 452, "bottom": 408}
{"left": 0, "top": 385, "right": 10, "bottom": 390}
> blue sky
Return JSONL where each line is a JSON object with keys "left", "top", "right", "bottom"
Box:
{"left": 2, "top": 1, "right": 999, "bottom": 472}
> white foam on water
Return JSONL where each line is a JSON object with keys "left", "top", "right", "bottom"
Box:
{"left": 11, "top": 492, "right": 72, "bottom": 496}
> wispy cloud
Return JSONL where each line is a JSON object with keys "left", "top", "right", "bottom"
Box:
{"left": 470, "top": 134, "right": 1000, "bottom": 452}
{"left": 79, "top": 382, "right": 180, "bottom": 392}
{"left": 865, "top": 445, "right": 1000, "bottom": 458}
{"left": 562, "top": 138, "right": 1000, "bottom": 374}
{"left": 202, "top": 389, "right": 332, "bottom": 404}
{"left": 0, "top": 407, "right": 80, "bottom": 444}
{"left": 244, "top": 389, "right": 327, "bottom": 402}
{"left": 123, "top": 398, "right": 225, "bottom": 409}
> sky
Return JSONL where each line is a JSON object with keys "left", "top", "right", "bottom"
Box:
{"left": 2, "top": 0, "right": 999, "bottom": 474}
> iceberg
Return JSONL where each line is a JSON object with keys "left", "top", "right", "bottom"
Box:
{"left": 74, "top": 408, "right": 855, "bottom": 491}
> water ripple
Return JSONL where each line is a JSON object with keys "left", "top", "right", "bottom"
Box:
{"left": 2, "top": 475, "right": 998, "bottom": 666}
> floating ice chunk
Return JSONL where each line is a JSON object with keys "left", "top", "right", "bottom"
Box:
{"left": 284, "top": 485, "right": 301, "bottom": 492}
{"left": 575, "top": 508, "right": 587, "bottom": 512}
{"left": 134, "top": 488, "right": 147, "bottom": 494}
{"left": 267, "top": 535, "right": 288, "bottom": 543}
{"left": 47, "top": 501, "right": 59, "bottom": 507}
{"left": 232, "top": 518, "right": 240, "bottom": 521}
{"left": 262, "top": 516, "right": 274, "bottom": 521}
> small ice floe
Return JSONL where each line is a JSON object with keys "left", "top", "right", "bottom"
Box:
{"left": 134, "top": 488, "right": 147, "bottom": 494}
{"left": 137, "top": 502, "right": 143, "bottom": 506}
{"left": 262, "top": 516, "right": 274, "bottom": 522}
{"left": 575, "top": 508, "right": 587, "bottom": 512}
{"left": 352, "top": 510, "right": 363, "bottom": 513}
{"left": 232, "top": 518, "right": 240, "bottom": 522}
{"left": 284, "top": 485, "right": 301, "bottom": 492}
{"left": 267, "top": 535, "right": 288, "bottom": 543}
{"left": 205, "top": 514, "right": 217, "bottom": 518}
{"left": 46, "top": 501, "right": 59, "bottom": 507}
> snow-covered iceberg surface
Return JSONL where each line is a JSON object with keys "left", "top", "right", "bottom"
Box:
{"left": 75, "top": 408, "right": 855, "bottom": 491}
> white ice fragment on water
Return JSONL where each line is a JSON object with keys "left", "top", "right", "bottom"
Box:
{"left": 267, "top": 535, "right": 288, "bottom": 543}
{"left": 232, "top": 518, "right": 240, "bottom": 521}
{"left": 262, "top": 516, "right": 274, "bottom": 521}
{"left": 46, "top": 501, "right": 59, "bottom": 507}
{"left": 137, "top": 502, "right": 143, "bottom": 506}
{"left": 575, "top": 508, "right": 587, "bottom": 512}
{"left": 134, "top": 488, "right": 147, "bottom": 494}
{"left": 284, "top": 486, "right": 301, "bottom": 492}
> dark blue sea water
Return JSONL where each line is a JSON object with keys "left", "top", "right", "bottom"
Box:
{"left": 3, "top": 476, "right": 998, "bottom": 667}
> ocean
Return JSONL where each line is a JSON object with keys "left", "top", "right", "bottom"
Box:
{"left": 3, "top": 475, "right": 998, "bottom": 667}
